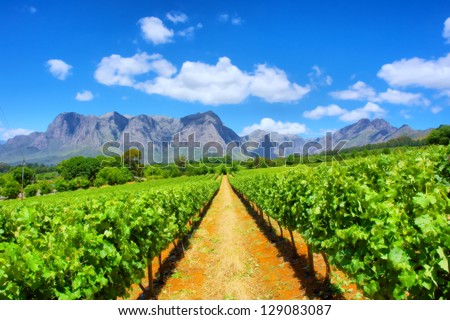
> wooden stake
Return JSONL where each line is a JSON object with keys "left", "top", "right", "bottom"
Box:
{"left": 147, "top": 259, "right": 154, "bottom": 299}
{"left": 289, "top": 229, "right": 297, "bottom": 257}
{"left": 322, "top": 252, "right": 331, "bottom": 284}
{"left": 307, "top": 243, "right": 314, "bottom": 274}
{"left": 277, "top": 221, "right": 283, "bottom": 238}
{"left": 266, "top": 213, "right": 273, "bottom": 229}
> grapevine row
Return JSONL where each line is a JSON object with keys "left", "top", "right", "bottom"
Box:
{"left": 231, "top": 146, "right": 450, "bottom": 299}
{"left": 0, "top": 179, "right": 220, "bottom": 299}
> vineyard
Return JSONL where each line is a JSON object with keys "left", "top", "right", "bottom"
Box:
{"left": 0, "top": 146, "right": 449, "bottom": 300}
{"left": 0, "top": 175, "right": 220, "bottom": 299}
{"left": 231, "top": 145, "right": 450, "bottom": 299}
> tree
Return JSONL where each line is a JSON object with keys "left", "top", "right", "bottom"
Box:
{"left": 2, "top": 180, "right": 21, "bottom": 199}
{"left": 144, "top": 165, "right": 163, "bottom": 178}
{"left": 95, "top": 167, "right": 132, "bottom": 186}
{"left": 0, "top": 162, "right": 10, "bottom": 173}
{"left": 38, "top": 181, "right": 53, "bottom": 195}
{"left": 24, "top": 184, "right": 39, "bottom": 197}
{"left": 427, "top": 125, "right": 450, "bottom": 145}
{"left": 57, "top": 156, "right": 101, "bottom": 181}
{"left": 123, "top": 149, "right": 144, "bottom": 177}
{"left": 12, "top": 167, "right": 35, "bottom": 187}
{"left": 162, "top": 164, "right": 182, "bottom": 178}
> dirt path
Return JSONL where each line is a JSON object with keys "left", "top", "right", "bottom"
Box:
{"left": 156, "top": 176, "right": 305, "bottom": 299}
{"left": 127, "top": 175, "right": 361, "bottom": 300}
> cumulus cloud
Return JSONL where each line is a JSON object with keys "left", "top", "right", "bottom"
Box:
{"left": 377, "top": 53, "right": 450, "bottom": 90}
{"left": 339, "top": 102, "right": 386, "bottom": 122}
{"left": 330, "top": 81, "right": 376, "bottom": 100}
{"left": 443, "top": 17, "right": 450, "bottom": 42}
{"left": 377, "top": 88, "right": 429, "bottom": 106}
{"left": 250, "top": 64, "right": 310, "bottom": 103}
{"left": 46, "top": 59, "right": 72, "bottom": 80}
{"left": 137, "top": 57, "right": 251, "bottom": 105}
{"left": 95, "top": 53, "right": 309, "bottom": 105}
{"left": 303, "top": 102, "right": 386, "bottom": 122}
{"left": 0, "top": 128, "right": 34, "bottom": 140}
{"left": 94, "top": 53, "right": 176, "bottom": 86}
{"left": 241, "top": 118, "right": 307, "bottom": 136}
{"left": 166, "top": 11, "right": 188, "bottom": 24}
{"left": 75, "top": 90, "right": 94, "bottom": 101}
{"left": 431, "top": 106, "right": 443, "bottom": 114}
{"left": 303, "top": 104, "right": 347, "bottom": 119}
{"left": 139, "top": 17, "right": 174, "bottom": 45}
{"left": 330, "top": 81, "right": 428, "bottom": 106}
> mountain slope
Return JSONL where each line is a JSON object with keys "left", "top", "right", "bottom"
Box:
{"left": 0, "top": 112, "right": 433, "bottom": 164}
{"left": 0, "top": 111, "right": 241, "bottom": 164}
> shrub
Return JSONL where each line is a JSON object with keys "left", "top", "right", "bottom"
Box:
{"left": 38, "top": 181, "right": 53, "bottom": 195}
{"left": 24, "top": 184, "right": 39, "bottom": 197}
{"left": 2, "top": 180, "right": 21, "bottom": 199}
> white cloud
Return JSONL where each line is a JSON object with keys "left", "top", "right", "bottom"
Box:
{"left": 137, "top": 57, "right": 251, "bottom": 105}
{"left": 304, "top": 102, "right": 387, "bottom": 122}
{"left": 377, "top": 53, "right": 450, "bottom": 90}
{"left": 339, "top": 102, "right": 386, "bottom": 122}
{"left": 250, "top": 64, "right": 310, "bottom": 103}
{"left": 431, "top": 106, "right": 443, "bottom": 114}
{"left": 46, "top": 59, "right": 72, "bottom": 80}
{"left": 75, "top": 90, "right": 94, "bottom": 101}
{"left": 218, "top": 13, "right": 242, "bottom": 25}
{"left": 241, "top": 118, "right": 307, "bottom": 136}
{"left": 94, "top": 53, "right": 176, "bottom": 86}
{"left": 308, "top": 65, "right": 333, "bottom": 86}
{"left": 0, "top": 128, "right": 34, "bottom": 140}
{"left": 139, "top": 17, "right": 174, "bottom": 45}
{"left": 303, "top": 104, "right": 347, "bottom": 119}
{"left": 178, "top": 26, "right": 195, "bottom": 37}
{"left": 219, "top": 13, "right": 229, "bottom": 22}
{"left": 443, "top": 17, "right": 450, "bottom": 42}
{"left": 400, "top": 109, "right": 411, "bottom": 119}
{"left": 377, "top": 88, "right": 429, "bottom": 106}
{"left": 98, "top": 54, "right": 309, "bottom": 105}
{"left": 231, "top": 16, "right": 243, "bottom": 25}
{"left": 166, "top": 11, "right": 188, "bottom": 24}
{"left": 178, "top": 23, "right": 202, "bottom": 38}
{"left": 330, "top": 81, "right": 376, "bottom": 100}
{"left": 331, "top": 81, "right": 428, "bottom": 106}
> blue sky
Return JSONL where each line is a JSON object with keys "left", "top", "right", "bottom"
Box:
{"left": 0, "top": 0, "right": 449, "bottom": 140}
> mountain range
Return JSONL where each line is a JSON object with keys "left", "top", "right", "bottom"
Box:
{"left": 0, "top": 111, "right": 432, "bottom": 164}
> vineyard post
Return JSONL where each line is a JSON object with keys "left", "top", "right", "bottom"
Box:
{"left": 322, "top": 253, "right": 331, "bottom": 284}
{"left": 288, "top": 228, "right": 298, "bottom": 257}
{"left": 266, "top": 213, "right": 273, "bottom": 230}
{"left": 277, "top": 221, "right": 283, "bottom": 238}
{"left": 147, "top": 257, "right": 154, "bottom": 299}
{"left": 158, "top": 253, "right": 163, "bottom": 279}
{"left": 307, "top": 242, "right": 314, "bottom": 274}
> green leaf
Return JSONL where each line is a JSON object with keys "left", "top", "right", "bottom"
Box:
{"left": 436, "top": 247, "right": 449, "bottom": 272}
{"left": 388, "top": 247, "right": 410, "bottom": 270}
{"left": 399, "top": 269, "right": 416, "bottom": 288}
